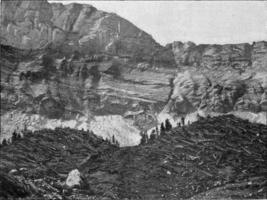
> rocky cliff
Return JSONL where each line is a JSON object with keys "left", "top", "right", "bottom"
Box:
{"left": 165, "top": 41, "right": 267, "bottom": 117}
{"left": 0, "top": 0, "right": 161, "bottom": 57}
{"left": 1, "top": 0, "right": 267, "bottom": 145}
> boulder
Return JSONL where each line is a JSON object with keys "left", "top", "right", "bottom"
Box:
{"left": 65, "top": 169, "right": 82, "bottom": 188}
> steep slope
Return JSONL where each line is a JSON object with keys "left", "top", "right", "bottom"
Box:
{"left": 0, "top": 43, "right": 174, "bottom": 145}
{"left": 0, "top": 0, "right": 176, "bottom": 145}
{"left": 163, "top": 41, "right": 267, "bottom": 122}
{"left": 0, "top": 115, "right": 266, "bottom": 199}
{"left": 0, "top": 0, "right": 161, "bottom": 58}
{"left": 1, "top": 0, "right": 267, "bottom": 145}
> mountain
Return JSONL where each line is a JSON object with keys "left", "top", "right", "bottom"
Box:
{"left": 0, "top": 0, "right": 161, "bottom": 56}
{"left": 1, "top": 115, "right": 266, "bottom": 199}
{"left": 1, "top": 0, "right": 267, "bottom": 145}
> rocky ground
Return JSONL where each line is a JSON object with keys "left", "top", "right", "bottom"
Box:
{"left": 0, "top": 115, "right": 266, "bottom": 200}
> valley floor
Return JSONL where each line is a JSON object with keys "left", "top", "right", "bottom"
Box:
{"left": 0, "top": 115, "right": 266, "bottom": 200}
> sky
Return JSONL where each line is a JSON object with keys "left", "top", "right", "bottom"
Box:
{"left": 49, "top": 1, "right": 267, "bottom": 45}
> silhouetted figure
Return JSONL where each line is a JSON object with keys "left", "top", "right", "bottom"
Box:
{"left": 165, "top": 119, "right": 172, "bottom": 131}
{"left": 188, "top": 120, "right": 190, "bottom": 125}
{"left": 181, "top": 116, "right": 185, "bottom": 126}
{"left": 177, "top": 122, "right": 181, "bottom": 127}
{"left": 160, "top": 122, "right": 166, "bottom": 135}
{"left": 207, "top": 114, "right": 211, "bottom": 119}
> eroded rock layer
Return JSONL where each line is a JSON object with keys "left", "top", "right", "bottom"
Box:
{"left": 1, "top": 0, "right": 267, "bottom": 144}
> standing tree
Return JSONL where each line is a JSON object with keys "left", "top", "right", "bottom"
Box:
{"left": 1, "top": 139, "right": 7, "bottom": 147}
{"left": 12, "top": 131, "right": 18, "bottom": 142}
{"left": 111, "top": 135, "right": 116, "bottom": 144}
{"left": 17, "top": 133, "right": 21, "bottom": 139}
{"left": 165, "top": 119, "right": 172, "bottom": 131}
{"left": 160, "top": 122, "right": 165, "bottom": 135}
{"left": 115, "top": 139, "right": 120, "bottom": 147}
{"left": 150, "top": 129, "right": 156, "bottom": 141}
{"left": 181, "top": 116, "right": 185, "bottom": 126}
{"left": 140, "top": 131, "right": 146, "bottom": 145}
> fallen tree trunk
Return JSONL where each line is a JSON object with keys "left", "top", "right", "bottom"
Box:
{"left": 0, "top": 172, "right": 31, "bottom": 198}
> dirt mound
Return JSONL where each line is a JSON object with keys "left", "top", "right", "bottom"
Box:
{"left": 0, "top": 115, "right": 266, "bottom": 199}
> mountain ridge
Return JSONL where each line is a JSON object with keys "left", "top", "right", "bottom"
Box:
{"left": 1, "top": 0, "right": 267, "bottom": 144}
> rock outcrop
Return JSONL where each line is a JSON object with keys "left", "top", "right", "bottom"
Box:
{"left": 0, "top": 43, "right": 172, "bottom": 145}
{"left": 0, "top": 0, "right": 160, "bottom": 58}
{"left": 66, "top": 169, "right": 82, "bottom": 188}
{"left": 164, "top": 41, "right": 267, "bottom": 119}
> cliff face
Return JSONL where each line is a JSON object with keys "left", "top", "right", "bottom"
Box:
{"left": 164, "top": 41, "right": 267, "bottom": 118}
{"left": 0, "top": 0, "right": 160, "bottom": 58}
{"left": 0, "top": 44, "right": 173, "bottom": 146}
{"left": 1, "top": 0, "right": 267, "bottom": 145}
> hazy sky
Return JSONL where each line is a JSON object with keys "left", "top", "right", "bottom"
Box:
{"left": 49, "top": 1, "right": 267, "bottom": 45}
